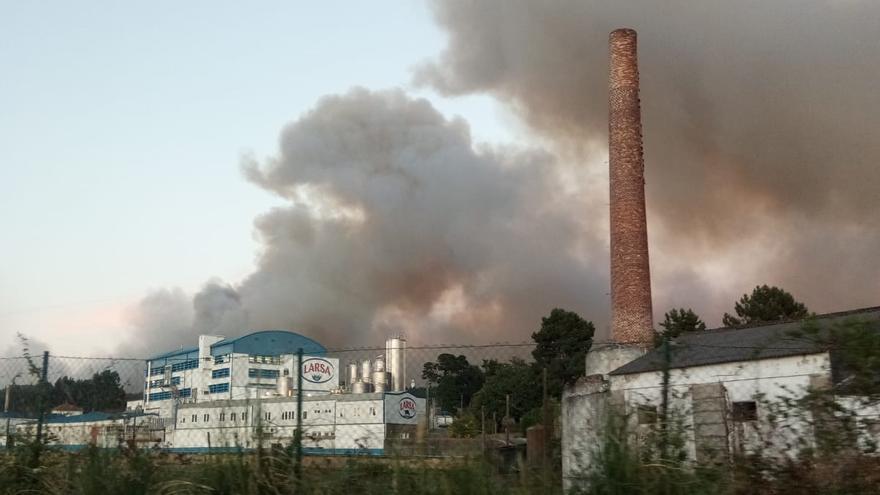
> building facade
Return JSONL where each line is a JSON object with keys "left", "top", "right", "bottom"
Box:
{"left": 142, "top": 331, "right": 336, "bottom": 418}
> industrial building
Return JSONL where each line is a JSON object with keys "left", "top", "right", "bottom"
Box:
{"left": 13, "top": 331, "right": 424, "bottom": 454}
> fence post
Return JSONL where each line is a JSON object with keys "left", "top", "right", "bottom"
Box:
{"left": 542, "top": 367, "right": 549, "bottom": 477}
{"left": 5, "top": 377, "right": 15, "bottom": 449}
{"left": 32, "top": 351, "right": 49, "bottom": 466}
{"left": 660, "top": 332, "right": 671, "bottom": 460}
{"left": 294, "top": 347, "right": 304, "bottom": 484}
{"left": 481, "top": 406, "right": 486, "bottom": 453}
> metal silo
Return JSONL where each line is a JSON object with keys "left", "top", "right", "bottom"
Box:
{"left": 386, "top": 336, "right": 406, "bottom": 391}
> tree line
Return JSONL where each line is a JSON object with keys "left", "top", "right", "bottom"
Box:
{"left": 421, "top": 284, "right": 814, "bottom": 433}
{"left": 0, "top": 369, "right": 127, "bottom": 415}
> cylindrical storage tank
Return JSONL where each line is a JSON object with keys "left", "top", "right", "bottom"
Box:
{"left": 348, "top": 362, "right": 358, "bottom": 389}
{"left": 372, "top": 370, "right": 387, "bottom": 392}
{"left": 361, "top": 359, "right": 372, "bottom": 383}
{"left": 386, "top": 337, "right": 407, "bottom": 391}
{"left": 374, "top": 355, "right": 386, "bottom": 372}
{"left": 276, "top": 376, "right": 292, "bottom": 397}
{"left": 352, "top": 380, "right": 367, "bottom": 394}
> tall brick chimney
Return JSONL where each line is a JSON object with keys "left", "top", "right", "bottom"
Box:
{"left": 608, "top": 28, "right": 654, "bottom": 345}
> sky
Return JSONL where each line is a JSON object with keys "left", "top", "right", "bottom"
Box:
{"left": 2, "top": 1, "right": 878, "bottom": 359}
{"left": 0, "top": 2, "right": 514, "bottom": 355}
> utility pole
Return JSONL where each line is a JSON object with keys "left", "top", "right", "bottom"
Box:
{"left": 294, "top": 348, "right": 304, "bottom": 486}
{"left": 481, "top": 406, "right": 486, "bottom": 452}
{"left": 542, "top": 367, "right": 549, "bottom": 472}
{"left": 4, "top": 375, "right": 16, "bottom": 449}
{"left": 504, "top": 394, "right": 511, "bottom": 446}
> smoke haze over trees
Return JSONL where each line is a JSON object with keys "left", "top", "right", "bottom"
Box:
{"left": 122, "top": 1, "right": 880, "bottom": 356}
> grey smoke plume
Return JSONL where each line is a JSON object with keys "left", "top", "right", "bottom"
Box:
{"left": 416, "top": 0, "right": 880, "bottom": 322}
{"left": 122, "top": 88, "right": 609, "bottom": 354}
{"left": 122, "top": 288, "right": 193, "bottom": 357}
{"left": 124, "top": 1, "right": 880, "bottom": 355}
{"left": 238, "top": 88, "right": 608, "bottom": 346}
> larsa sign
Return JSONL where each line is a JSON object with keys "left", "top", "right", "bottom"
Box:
{"left": 398, "top": 397, "right": 417, "bottom": 419}
{"left": 301, "top": 358, "right": 334, "bottom": 384}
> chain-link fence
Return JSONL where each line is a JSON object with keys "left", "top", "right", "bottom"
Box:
{"left": 1, "top": 326, "right": 879, "bottom": 493}
{"left": 0, "top": 343, "right": 559, "bottom": 473}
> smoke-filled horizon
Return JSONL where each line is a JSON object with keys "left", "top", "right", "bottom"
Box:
{"left": 122, "top": 0, "right": 878, "bottom": 357}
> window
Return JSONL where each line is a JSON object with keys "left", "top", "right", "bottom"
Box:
{"left": 178, "top": 388, "right": 192, "bottom": 398}
{"left": 231, "top": 412, "right": 237, "bottom": 421}
{"left": 281, "top": 411, "right": 287, "bottom": 420}
{"left": 248, "top": 368, "right": 280, "bottom": 379}
{"left": 208, "top": 383, "right": 230, "bottom": 394}
{"left": 248, "top": 355, "right": 281, "bottom": 365}
{"left": 220, "top": 412, "right": 225, "bottom": 422}
{"left": 637, "top": 405, "right": 658, "bottom": 425}
{"left": 265, "top": 412, "right": 271, "bottom": 421}
{"left": 212, "top": 368, "right": 230, "bottom": 379}
{"left": 302, "top": 411, "right": 307, "bottom": 420}
{"left": 732, "top": 401, "right": 758, "bottom": 422}
{"left": 242, "top": 412, "right": 247, "bottom": 421}
{"left": 214, "top": 355, "right": 226, "bottom": 364}
{"left": 192, "top": 414, "right": 197, "bottom": 423}
{"left": 170, "top": 359, "right": 200, "bottom": 372}
{"left": 204, "top": 414, "right": 210, "bottom": 422}
{"left": 148, "top": 391, "right": 171, "bottom": 401}
{"left": 180, "top": 417, "right": 185, "bottom": 424}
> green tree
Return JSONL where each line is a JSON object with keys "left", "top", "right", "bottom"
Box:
{"left": 469, "top": 358, "right": 541, "bottom": 426}
{"left": 421, "top": 354, "right": 484, "bottom": 413}
{"left": 658, "top": 308, "right": 706, "bottom": 341}
{"left": 722, "top": 285, "right": 809, "bottom": 327}
{"left": 49, "top": 370, "right": 126, "bottom": 413}
{"left": 531, "top": 308, "right": 594, "bottom": 397}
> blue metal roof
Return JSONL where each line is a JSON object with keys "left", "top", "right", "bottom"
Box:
{"left": 148, "top": 346, "right": 199, "bottom": 360}
{"left": 210, "top": 330, "right": 325, "bottom": 356}
{"left": 44, "top": 411, "right": 156, "bottom": 424}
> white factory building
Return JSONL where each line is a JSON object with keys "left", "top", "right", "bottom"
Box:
{"left": 18, "top": 330, "right": 425, "bottom": 455}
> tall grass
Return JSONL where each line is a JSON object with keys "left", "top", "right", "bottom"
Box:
{"left": 0, "top": 442, "right": 562, "bottom": 495}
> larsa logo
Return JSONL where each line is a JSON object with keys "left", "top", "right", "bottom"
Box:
{"left": 398, "top": 398, "right": 417, "bottom": 419}
{"left": 301, "top": 358, "right": 334, "bottom": 384}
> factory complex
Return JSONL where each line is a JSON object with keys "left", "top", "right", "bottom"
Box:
{"left": 15, "top": 331, "right": 425, "bottom": 455}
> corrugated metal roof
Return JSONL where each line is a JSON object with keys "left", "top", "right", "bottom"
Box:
{"left": 210, "top": 330, "right": 326, "bottom": 356}
{"left": 148, "top": 346, "right": 199, "bottom": 360}
{"left": 44, "top": 411, "right": 156, "bottom": 424}
{"left": 610, "top": 306, "right": 880, "bottom": 375}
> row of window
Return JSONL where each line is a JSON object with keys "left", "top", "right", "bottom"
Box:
{"left": 249, "top": 355, "right": 281, "bottom": 365}
{"left": 147, "top": 387, "right": 193, "bottom": 401}
{"left": 148, "top": 358, "right": 201, "bottom": 376}
{"left": 181, "top": 411, "right": 249, "bottom": 424}
{"left": 148, "top": 376, "right": 181, "bottom": 388}
{"left": 248, "top": 368, "right": 280, "bottom": 379}
{"left": 212, "top": 368, "right": 230, "bottom": 379}
{"left": 171, "top": 359, "right": 200, "bottom": 372}
{"left": 208, "top": 382, "right": 230, "bottom": 394}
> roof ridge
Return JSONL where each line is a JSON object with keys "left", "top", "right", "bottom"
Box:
{"left": 695, "top": 305, "right": 880, "bottom": 335}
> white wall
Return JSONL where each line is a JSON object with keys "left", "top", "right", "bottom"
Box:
{"left": 610, "top": 352, "right": 831, "bottom": 459}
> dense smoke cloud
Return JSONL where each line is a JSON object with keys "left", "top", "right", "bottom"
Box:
{"left": 123, "top": 89, "right": 609, "bottom": 353}
{"left": 123, "top": 1, "right": 879, "bottom": 355}
{"left": 417, "top": 0, "right": 880, "bottom": 321}
{"left": 237, "top": 89, "right": 608, "bottom": 346}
